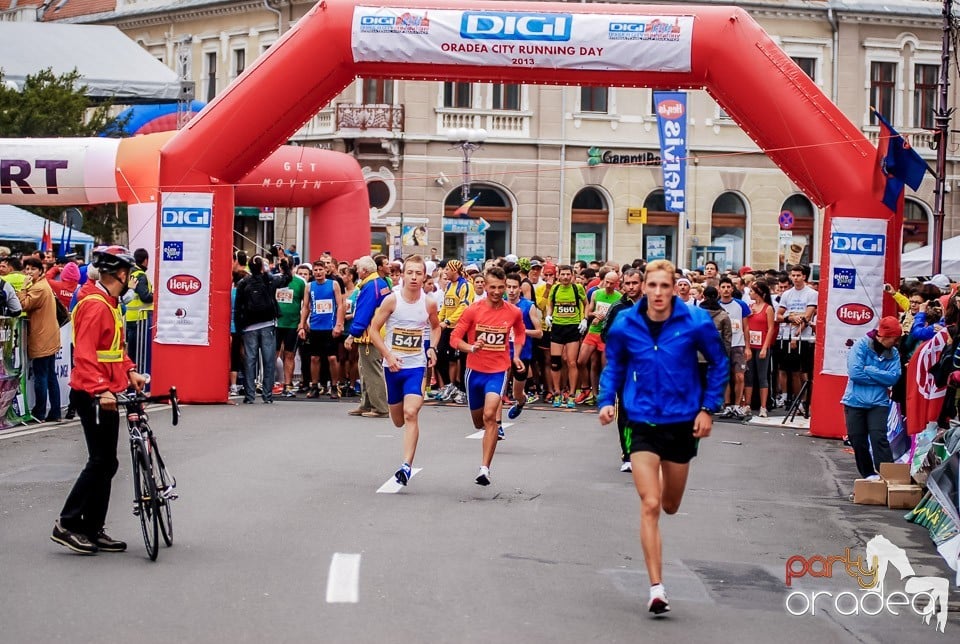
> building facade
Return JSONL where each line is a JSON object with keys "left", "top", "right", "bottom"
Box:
{"left": 10, "top": 0, "right": 958, "bottom": 270}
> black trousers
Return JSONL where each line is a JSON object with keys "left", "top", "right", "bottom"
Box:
{"left": 59, "top": 389, "right": 121, "bottom": 537}
{"left": 844, "top": 405, "right": 893, "bottom": 479}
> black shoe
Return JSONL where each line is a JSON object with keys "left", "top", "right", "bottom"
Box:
{"left": 64, "top": 408, "right": 76, "bottom": 420}
{"left": 90, "top": 530, "right": 126, "bottom": 553}
{"left": 50, "top": 520, "right": 97, "bottom": 555}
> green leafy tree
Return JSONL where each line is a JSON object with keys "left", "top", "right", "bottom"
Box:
{"left": 0, "top": 68, "right": 130, "bottom": 245}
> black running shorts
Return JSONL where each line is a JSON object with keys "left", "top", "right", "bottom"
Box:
{"left": 622, "top": 420, "right": 699, "bottom": 464}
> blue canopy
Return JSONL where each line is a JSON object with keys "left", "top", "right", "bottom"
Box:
{"left": 0, "top": 204, "right": 95, "bottom": 258}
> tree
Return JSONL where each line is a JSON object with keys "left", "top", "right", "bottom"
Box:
{"left": 0, "top": 68, "right": 130, "bottom": 244}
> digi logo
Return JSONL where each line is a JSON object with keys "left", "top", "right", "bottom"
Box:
{"left": 609, "top": 22, "right": 646, "bottom": 33}
{"left": 360, "top": 16, "right": 396, "bottom": 26}
{"left": 830, "top": 233, "right": 885, "bottom": 256}
{"left": 461, "top": 12, "right": 572, "bottom": 41}
{"left": 161, "top": 207, "right": 211, "bottom": 227}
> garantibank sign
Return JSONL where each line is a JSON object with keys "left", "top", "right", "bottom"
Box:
{"left": 587, "top": 147, "right": 661, "bottom": 167}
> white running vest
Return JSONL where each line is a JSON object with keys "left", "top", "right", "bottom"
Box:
{"left": 384, "top": 290, "right": 430, "bottom": 369}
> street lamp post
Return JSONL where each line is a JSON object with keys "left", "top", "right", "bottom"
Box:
{"left": 447, "top": 127, "right": 488, "bottom": 204}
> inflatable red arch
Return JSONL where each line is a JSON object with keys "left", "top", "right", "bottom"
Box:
{"left": 0, "top": 2, "right": 899, "bottom": 438}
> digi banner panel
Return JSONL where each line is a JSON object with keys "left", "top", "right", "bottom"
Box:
{"left": 352, "top": 7, "right": 693, "bottom": 72}
{"left": 822, "top": 217, "right": 887, "bottom": 375}
{"left": 155, "top": 192, "right": 212, "bottom": 346}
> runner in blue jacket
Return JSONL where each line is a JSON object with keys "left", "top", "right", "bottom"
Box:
{"left": 598, "top": 259, "right": 728, "bottom": 617}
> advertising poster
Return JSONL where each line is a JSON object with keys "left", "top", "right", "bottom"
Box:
{"left": 352, "top": 7, "right": 694, "bottom": 72}
{"left": 465, "top": 233, "right": 486, "bottom": 263}
{"left": 653, "top": 91, "right": 687, "bottom": 213}
{"left": 575, "top": 233, "right": 596, "bottom": 262}
{"left": 646, "top": 235, "right": 666, "bottom": 260}
{"left": 155, "top": 192, "right": 213, "bottom": 345}
{"left": 402, "top": 225, "right": 429, "bottom": 246}
{"left": 822, "top": 217, "right": 886, "bottom": 375}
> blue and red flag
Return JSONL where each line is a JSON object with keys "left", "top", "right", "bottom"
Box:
{"left": 39, "top": 220, "right": 52, "bottom": 252}
{"left": 453, "top": 194, "right": 477, "bottom": 217}
{"left": 873, "top": 109, "right": 929, "bottom": 212}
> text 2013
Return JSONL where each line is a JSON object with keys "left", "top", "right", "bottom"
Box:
{"left": 511, "top": 58, "right": 535, "bottom": 66}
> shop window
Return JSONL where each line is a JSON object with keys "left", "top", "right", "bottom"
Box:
{"left": 443, "top": 185, "right": 513, "bottom": 261}
{"left": 779, "top": 194, "right": 816, "bottom": 268}
{"left": 711, "top": 192, "right": 747, "bottom": 271}
{"left": 642, "top": 189, "right": 678, "bottom": 263}
{"left": 571, "top": 187, "right": 608, "bottom": 262}
{"left": 903, "top": 198, "right": 930, "bottom": 253}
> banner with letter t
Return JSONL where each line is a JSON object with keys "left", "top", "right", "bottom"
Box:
{"left": 654, "top": 91, "right": 687, "bottom": 213}
{"left": 155, "top": 192, "right": 212, "bottom": 346}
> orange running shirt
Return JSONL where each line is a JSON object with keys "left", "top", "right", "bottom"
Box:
{"left": 451, "top": 299, "right": 526, "bottom": 373}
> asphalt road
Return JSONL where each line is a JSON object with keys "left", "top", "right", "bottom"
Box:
{"left": 0, "top": 399, "right": 956, "bottom": 643}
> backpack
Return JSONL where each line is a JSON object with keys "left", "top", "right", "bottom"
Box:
{"left": 55, "top": 297, "right": 70, "bottom": 327}
{"left": 549, "top": 283, "right": 584, "bottom": 311}
{"left": 244, "top": 274, "right": 279, "bottom": 320}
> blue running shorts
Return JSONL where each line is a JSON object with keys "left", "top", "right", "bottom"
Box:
{"left": 464, "top": 369, "right": 507, "bottom": 411}
{"left": 384, "top": 367, "right": 426, "bottom": 405}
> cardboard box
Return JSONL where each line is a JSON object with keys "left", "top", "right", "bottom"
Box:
{"left": 853, "top": 479, "right": 888, "bottom": 505}
{"left": 879, "top": 463, "right": 912, "bottom": 485}
{"left": 887, "top": 484, "right": 924, "bottom": 510}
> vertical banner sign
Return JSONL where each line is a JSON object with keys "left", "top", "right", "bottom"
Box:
{"left": 654, "top": 92, "right": 687, "bottom": 213}
{"left": 156, "top": 192, "right": 212, "bottom": 345}
{"left": 822, "top": 217, "right": 887, "bottom": 375}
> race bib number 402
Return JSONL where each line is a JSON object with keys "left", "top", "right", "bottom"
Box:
{"left": 476, "top": 324, "right": 507, "bottom": 351}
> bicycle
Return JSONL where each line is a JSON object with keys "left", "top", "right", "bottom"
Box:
{"left": 112, "top": 387, "right": 181, "bottom": 561}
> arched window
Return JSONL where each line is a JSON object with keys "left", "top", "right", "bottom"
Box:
{"left": 443, "top": 184, "right": 513, "bottom": 261}
{"left": 779, "top": 194, "right": 816, "bottom": 268}
{"left": 711, "top": 192, "right": 747, "bottom": 270}
{"left": 902, "top": 198, "right": 929, "bottom": 253}
{"left": 571, "top": 187, "right": 608, "bottom": 262}
{"left": 641, "top": 189, "right": 678, "bottom": 263}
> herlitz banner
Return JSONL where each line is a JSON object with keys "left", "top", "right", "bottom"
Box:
{"left": 654, "top": 91, "right": 687, "bottom": 213}
{"left": 155, "top": 192, "right": 212, "bottom": 346}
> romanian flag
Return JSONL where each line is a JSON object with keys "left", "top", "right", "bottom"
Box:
{"left": 453, "top": 195, "right": 477, "bottom": 217}
{"left": 873, "top": 109, "right": 929, "bottom": 212}
{"left": 39, "top": 220, "right": 52, "bottom": 253}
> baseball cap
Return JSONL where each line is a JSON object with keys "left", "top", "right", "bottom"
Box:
{"left": 505, "top": 254, "right": 519, "bottom": 263}
{"left": 877, "top": 316, "right": 903, "bottom": 338}
{"left": 529, "top": 259, "right": 543, "bottom": 269}
{"left": 542, "top": 262, "right": 557, "bottom": 275}
{"left": 465, "top": 263, "right": 480, "bottom": 274}
{"left": 738, "top": 266, "right": 753, "bottom": 277}
{"left": 925, "top": 273, "right": 951, "bottom": 291}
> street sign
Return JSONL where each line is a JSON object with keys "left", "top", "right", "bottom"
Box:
{"left": 779, "top": 210, "right": 794, "bottom": 230}
{"left": 442, "top": 217, "right": 490, "bottom": 234}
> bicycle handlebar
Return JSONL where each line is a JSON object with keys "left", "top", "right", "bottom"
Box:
{"left": 115, "top": 386, "right": 181, "bottom": 426}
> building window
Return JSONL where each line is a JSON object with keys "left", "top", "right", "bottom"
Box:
{"left": 710, "top": 192, "right": 747, "bottom": 271}
{"left": 443, "top": 82, "right": 472, "bottom": 108}
{"left": 363, "top": 79, "right": 394, "bottom": 104}
{"left": 870, "top": 61, "right": 897, "bottom": 124}
{"left": 570, "top": 187, "right": 608, "bottom": 262}
{"left": 492, "top": 84, "right": 521, "bottom": 111}
{"left": 791, "top": 56, "right": 816, "bottom": 81}
{"left": 902, "top": 198, "right": 930, "bottom": 253}
{"left": 779, "top": 194, "right": 816, "bottom": 268}
{"left": 580, "top": 87, "right": 608, "bottom": 113}
{"left": 914, "top": 64, "right": 938, "bottom": 130}
{"left": 204, "top": 51, "right": 217, "bottom": 101}
{"left": 232, "top": 48, "right": 245, "bottom": 79}
{"left": 641, "top": 189, "right": 678, "bottom": 264}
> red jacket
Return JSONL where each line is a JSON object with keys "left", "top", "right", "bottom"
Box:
{"left": 69, "top": 281, "right": 136, "bottom": 395}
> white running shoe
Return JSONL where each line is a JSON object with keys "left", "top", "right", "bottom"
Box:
{"left": 648, "top": 584, "right": 670, "bottom": 616}
{"left": 865, "top": 474, "right": 881, "bottom": 482}
{"left": 620, "top": 461, "right": 632, "bottom": 473}
{"left": 758, "top": 407, "right": 768, "bottom": 418}
{"left": 475, "top": 466, "right": 491, "bottom": 486}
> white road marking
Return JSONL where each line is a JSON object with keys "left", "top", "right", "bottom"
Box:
{"left": 326, "top": 553, "right": 361, "bottom": 603}
{"left": 376, "top": 467, "right": 423, "bottom": 493}
{"left": 466, "top": 422, "right": 512, "bottom": 439}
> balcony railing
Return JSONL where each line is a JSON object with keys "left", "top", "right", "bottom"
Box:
{"left": 336, "top": 103, "right": 404, "bottom": 133}
{"left": 865, "top": 126, "right": 938, "bottom": 155}
{"left": 436, "top": 108, "right": 531, "bottom": 139}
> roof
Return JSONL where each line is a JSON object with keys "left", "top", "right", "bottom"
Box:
{"left": 0, "top": 204, "right": 96, "bottom": 245}
{"left": 0, "top": 21, "right": 182, "bottom": 102}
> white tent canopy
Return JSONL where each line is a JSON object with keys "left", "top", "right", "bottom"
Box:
{"left": 0, "top": 22, "right": 182, "bottom": 103}
{"left": 0, "top": 204, "right": 95, "bottom": 257}
{"left": 900, "top": 235, "right": 960, "bottom": 278}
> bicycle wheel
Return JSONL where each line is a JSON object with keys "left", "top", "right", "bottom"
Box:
{"left": 132, "top": 442, "right": 159, "bottom": 561}
{"left": 149, "top": 434, "right": 174, "bottom": 547}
